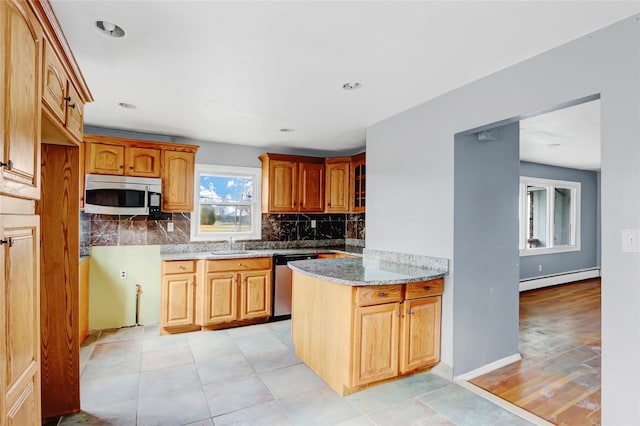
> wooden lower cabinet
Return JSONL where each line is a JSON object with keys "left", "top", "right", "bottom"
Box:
{"left": 292, "top": 272, "right": 443, "bottom": 395}
{"left": 161, "top": 257, "right": 272, "bottom": 333}
{"left": 1, "top": 214, "right": 41, "bottom": 425}
{"left": 353, "top": 303, "right": 400, "bottom": 386}
{"left": 161, "top": 260, "right": 198, "bottom": 333}
{"left": 400, "top": 296, "right": 441, "bottom": 374}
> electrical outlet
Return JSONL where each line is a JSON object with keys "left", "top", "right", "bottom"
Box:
{"left": 120, "top": 269, "right": 127, "bottom": 279}
{"left": 311, "top": 220, "right": 316, "bottom": 229}
{"left": 622, "top": 229, "right": 640, "bottom": 252}
{"left": 167, "top": 221, "right": 174, "bottom": 232}
{"left": 538, "top": 264, "right": 543, "bottom": 272}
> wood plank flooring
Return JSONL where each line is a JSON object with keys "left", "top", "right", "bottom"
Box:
{"left": 470, "top": 279, "right": 601, "bottom": 425}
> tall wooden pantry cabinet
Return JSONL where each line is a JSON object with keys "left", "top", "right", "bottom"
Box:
{"left": 1, "top": 0, "right": 92, "bottom": 423}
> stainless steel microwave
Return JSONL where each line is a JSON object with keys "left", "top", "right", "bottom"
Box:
{"left": 84, "top": 174, "right": 162, "bottom": 216}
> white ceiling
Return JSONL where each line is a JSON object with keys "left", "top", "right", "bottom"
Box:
{"left": 52, "top": 1, "right": 638, "bottom": 156}
{"left": 520, "top": 100, "right": 601, "bottom": 171}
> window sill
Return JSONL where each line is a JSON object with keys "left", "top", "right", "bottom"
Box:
{"left": 519, "top": 245, "right": 581, "bottom": 256}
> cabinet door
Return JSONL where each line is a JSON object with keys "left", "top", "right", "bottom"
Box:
{"left": 399, "top": 296, "right": 441, "bottom": 374}
{"left": 239, "top": 270, "right": 271, "bottom": 320}
{"left": 268, "top": 160, "right": 297, "bottom": 212}
{"left": 201, "top": 272, "right": 237, "bottom": 325}
{"left": 353, "top": 303, "right": 400, "bottom": 386}
{"left": 126, "top": 147, "right": 160, "bottom": 177}
{"left": 85, "top": 143, "right": 125, "bottom": 175}
{"left": 162, "top": 150, "right": 195, "bottom": 212}
{"left": 161, "top": 273, "right": 197, "bottom": 330}
{"left": 298, "top": 162, "right": 324, "bottom": 212}
{"left": 1, "top": 214, "right": 41, "bottom": 424}
{"left": 325, "top": 161, "right": 349, "bottom": 212}
{"left": 350, "top": 159, "right": 365, "bottom": 212}
{"left": 42, "top": 40, "right": 66, "bottom": 123}
{"left": 65, "top": 83, "right": 84, "bottom": 143}
{"left": 0, "top": 0, "right": 42, "bottom": 200}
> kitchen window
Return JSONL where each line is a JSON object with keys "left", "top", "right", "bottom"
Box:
{"left": 190, "top": 164, "right": 262, "bottom": 241}
{"left": 519, "top": 177, "right": 581, "bottom": 256}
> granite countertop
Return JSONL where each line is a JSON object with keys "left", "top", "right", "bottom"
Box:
{"left": 160, "top": 245, "right": 364, "bottom": 261}
{"left": 287, "top": 257, "right": 447, "bottom": 286}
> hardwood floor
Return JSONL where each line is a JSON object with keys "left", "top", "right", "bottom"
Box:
{"left": 470, "top": 279, "right": 601, "bottom": 425}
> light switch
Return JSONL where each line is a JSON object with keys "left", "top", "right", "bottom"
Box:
{"left": 167, "top": 222, "right": 174, "bottom": 232}
{"left": 622, "top": 229, "right": 640, "bottom": 252}
{"left": 311, "top": 220, "right": 316, "bottom": 229}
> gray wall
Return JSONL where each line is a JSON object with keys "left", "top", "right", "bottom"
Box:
{"left": 366, "top": 15, "right": 639, "bottom": 424}
{"left": 85, "top": 125, "right": 363, "bottom": 167}
{"left": 519, "top": 161, "right": 600, "bottom": 280}
{"left": 454, "top": 122, "right": 520, "bottom": 374}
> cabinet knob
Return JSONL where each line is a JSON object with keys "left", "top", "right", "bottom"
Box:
{"left": 129, "top": 166, "right": 134, "bottom": 170}
{"left": 64, "top": 96, "right": 71, "bottom": 102}
{"left": 238, "top": 263, "right": 242, "bottom": 267}
{"left": 396, "top": 312, "right": 402, "bottom": 318}
{"left": 69, "top": 103, "right": 76, "bottom": 109}
{"left": 0, "top": 238, "right": 14, "bottom": 247}
{"left": 407, "top": 309, "right": 413, "bottom": 315}
{"left": 119, "top": 165, "right": 124, "bottom": 169}
{"left": 424, "top": 286, "right": 431, "bottom": 291}
{"left": 179, "top": 265, "right": 186, "bottom": 270}
{"left": 379, "top": 292, "right": 385, "bottom": 297}
{"left": 0, "top": 160, "right": 13, "bottom": 170}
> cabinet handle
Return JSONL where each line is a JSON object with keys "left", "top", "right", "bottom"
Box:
{"left": 179, "top": 265, "right": 186, "bottom": 270}
{"left": 396, "top": 312, "right": 401, "bottom": 318}
{"left": 119, "top": 165, "right": 124, "bottom": 169}
{"left": 1, "top": 238, "right": 14, "bottom": 247}
{"left": 0, "top": 160, "right": 13, "bottom": 170}
{"left": 238, "top": 263, "right": 242, "bottom": 267}
{"left": 69, "top": 103, "right": 76, "bottom": 109}
{"left": 407, "top": 309, "right": 413, "bottom": 315}
{"left": 64, "top": 96, "right": 71, "bottom": 102}
{"left": 424, "top": 286, "right": 431, "bottom": 291}
{"left": 379, "top": 292, "right": 385, "bottom": 297}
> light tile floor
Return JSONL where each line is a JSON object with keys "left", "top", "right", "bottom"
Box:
{"left": 59, "top": 321, "right": 534, "bottom": 426}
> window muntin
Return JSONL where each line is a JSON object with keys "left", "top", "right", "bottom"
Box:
{"left": 519, "top": 177, "right": 580, "bottom": 256}
{"left": 191, "top": 164, "right": 261, "bottom": 241}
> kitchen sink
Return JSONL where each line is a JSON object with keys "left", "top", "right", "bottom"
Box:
{"left": 210, "top": 250, "right": 248, "bottom": 256}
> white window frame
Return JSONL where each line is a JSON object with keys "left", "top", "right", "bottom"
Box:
{"left": 519, "top": 176, "right": 581, "bottom": 256}
{"left": 190, "top": 164, "right": 262, "bottom": 241}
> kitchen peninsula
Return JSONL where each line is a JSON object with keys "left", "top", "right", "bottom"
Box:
{"left": 289, "top": 254, "right": 447, "bottom": 395}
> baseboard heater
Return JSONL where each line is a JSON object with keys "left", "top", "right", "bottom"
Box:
{"left": 519, "top": 268, "right": 601, "bottom": 292}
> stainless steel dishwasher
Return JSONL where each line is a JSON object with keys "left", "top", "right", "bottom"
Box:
{"left": 272, "top": 254, "right": 318, "bottom": 320}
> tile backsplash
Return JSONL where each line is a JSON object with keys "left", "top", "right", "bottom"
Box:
{"left": 81, "top": 212, "right": 365, "bottom": 255}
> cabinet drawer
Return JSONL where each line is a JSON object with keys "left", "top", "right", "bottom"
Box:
{"left": 207, "top": 257, "right": 271, "bottom": 272}
{"left": 355, "top": 285, "right": 403, "bottom": 306}
{"left": 163, "top": 260, "right": 196, "bottom": 274}
{"left": 405, "top": 278, "right": 444, "bottom": 299}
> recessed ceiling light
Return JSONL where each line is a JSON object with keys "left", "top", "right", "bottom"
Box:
{"left": 118, "top": 102, "right": 136, "bottom": 109}
{"left": 279, "top": 128, "right": 295, "bottom": 133}
{"left": 94, "top": 20, "right": 125, "bottom": 38}
{"left": 544, "top": 143, "right": 562, "bottom": 148}
{"left": 342, "top": 82, "right": 362, "bottom": 91}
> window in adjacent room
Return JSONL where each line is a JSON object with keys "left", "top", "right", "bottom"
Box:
{"left": 519, "top": 177, "right": 580, "bottom": 255}
{"left": 190, "top": 164, "right": 262, "bottom": 241}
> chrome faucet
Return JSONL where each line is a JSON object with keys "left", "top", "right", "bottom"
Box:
{"left": 228, "top": 236, "right": 235, "bottom": 251}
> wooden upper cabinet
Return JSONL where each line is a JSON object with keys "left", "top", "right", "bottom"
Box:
{"left": 268, "top": 159, "right": 298, "bottom": 212}
{"left": 350, "top": 152, "right": 365, "bottom": 213}
{"left": 0, "top": 0, "right": 42, "bottom": 200}
{"left": 86, "top": 143, "right": 160, "bottom": 177}
{"left": 298, "top": 162, "right": 324, "bottom": 212}
{"left": 65, "top": 83, "right": 83, "bottom": 142}
{"left": 325, "top": 158, "right": 350, "bottom": 213}
{"left": 41, "top": 39, "right": 85, "bottom": 144}
{"left": 85, "top": 143, "right": 125, "bottom": 175}
{"left": 42, "top": 39, "right": 66, "bottom": 123}
{"left": 125, "top": 146, "right": 160, "bottom": 177}
{"left": 259, "top": 153, "right": 324, "bottom": 213}
{"left": 162, "top": 150, "right": 195, "bottom": 212}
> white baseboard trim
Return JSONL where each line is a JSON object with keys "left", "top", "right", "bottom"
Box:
{"left": 453, "top": 353, "right": 522, "bottom": 382}
{"left": 519, "top": 268, "right": 600, "bottom": 292}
